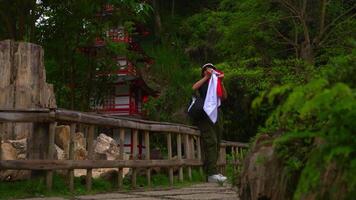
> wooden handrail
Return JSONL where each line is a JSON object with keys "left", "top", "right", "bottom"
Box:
{"left": 0, "top": 109, "right": 200, "bottom": 136}
{"left": 220, "top": 141, "right": 249, "bottom": 148}
{"left": 0, "top": 108, "right": 248, "bottom": 191}
{"left": 0, "top": 159, "right": 203, "bottom": 170}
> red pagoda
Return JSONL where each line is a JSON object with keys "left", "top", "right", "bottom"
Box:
{"left": 81, "top": 3, "right": 157, "bottom": 157}
{"left": 86, "top": 4, "right": 156, "bottom": 118}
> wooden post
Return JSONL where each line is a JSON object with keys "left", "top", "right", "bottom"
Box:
{"left": 222, "top": 146, "right": 227, "bottom": 175}
{"left": 232, "top": 146, "right": 237, "bottom": 175}
{"left": 197, "top": 137, "right": 203, "bottom": 177}
{"left": 219, "top": 146, "right": 225, "bottom": 174}
{"left": 68, "top": 123, "right": 76, "bottom": 192}
{"left": 184, "top": 134, "right": 192, "bottom": 181}
{"left": 167, "top": 133, "right": 173, "bottom": 186}
{"left": 132, "top": 129, "right": 138, "bottom": 189}
{"left": 145, "top": 131, "right": 151, "bottom": 187}
{"left": 0, "top": 123, "right": 3, "bottom": 162}
{"left": 177, "top": 133, "right": 183, "bottom": 182}
{"left": 118, "top": 128, "right": 125, "bottom": 189}
{"left": 190, "top": 136, "right": 195, "bottom": 179}
{"left": 0, "top": 122, "right": 4, "bottom": 160}
{"left": 46, "top": 121, "right": 57, "bottom": 191}
{"left": 237, "top": 147, "right": 243, "bottom": 172}
{"left": 86, "top": 125, "right": 94, "bottom": 191}
{"left": 190, "top": 137, "right": 195, "bottom": 159}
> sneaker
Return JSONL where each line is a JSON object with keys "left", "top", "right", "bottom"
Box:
{"left": 208, "top": 174, "right": 227, "bottom": 183}
{"left": 217, "top": 174, "right": 227, "bottom": 182}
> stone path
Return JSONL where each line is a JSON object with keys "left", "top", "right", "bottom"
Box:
{"left": 20, "top": 183, "right": 239, "bottom": 200}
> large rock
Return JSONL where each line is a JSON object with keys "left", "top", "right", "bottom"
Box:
{"left": 74, "top": 132, "right": 87, "bottom": 160}
{"left": 54, "top": 144, "right": 65, "bottom": 160}
{"left": 75, "top": 147, "right": 87, "bottom": 160}
{"left": 7, "top": 138, "right": 27, "bottom": 155}
{"left": 1, "top": 142, "right": 17, "bottom": 160}
{"left": 74, "top": 132, "right": 86, "bottom": 149}
{"left": 55, "top": 127, "right": 89, "bottom": 160}
{"left": 94, "top": 133, "right": 120, "bottom": 160}
{"left": 239, "top": 134, "right": 291, "bottom": 200}
{"left": 55, "top": 125, "right": 70, "bottom": 157}
{"left": 0, "top": 142, "right": 30, "bottom": 181}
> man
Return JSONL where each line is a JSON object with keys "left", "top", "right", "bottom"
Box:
{"left": 192, "top": 63, "right": 227, "bottom": 183}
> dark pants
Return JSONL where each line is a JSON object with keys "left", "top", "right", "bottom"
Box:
{"left": 196, "top": 111, "right": 223, "bottom": 177}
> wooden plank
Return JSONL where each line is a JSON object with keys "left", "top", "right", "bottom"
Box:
{"left": 86, "top": 125, "right": 94, "bottom": 191}
{"left": 222, "top": 146, "right": 227, "bottom": 175}
{"left": 0, "top": 112, "right": 53, "bottom": 123}
{"left": 55, "top": 110, "right": 200, "bottom": 136}
{"left": 220, "top": 141, "right": 249, "bottom": 148}
{"left": 196, "top": 137, "right": 203, "bottom": 177}
{"left": 0, "top": 123, "right": 3, "bottom": 161}
{"left": 167, "top": 133, "right": 173, "bottom": 186}
{"left": 118, "top": 128, "right": 125, "bottom": 189}
{"left": 46, "top": 122, "right": 57, "bottom": 190}
{"left": 0, "top": 159, "right": 203, "bottom": 170}
{"left": 184, "top": 135, "right": 192, "bottom": 181}
{"left": 132, "top": 129, "right": 138, "bottom": 189}
{"left": 232, "top": 146, "right": 236, "bottom": 173}
{"left": 219, "top": 147, "right": 225, "bottom": 174}
{"left": 68, "top": 123, "right": 76, "bottom": 192}
{"left": 177, "top": 133, "right": 183, "bottom": 182}
{"left": 145, "top": 131, "right": 151, "bottom": 187}
{"left": 190, "top": 137, "right": 195, "bottom": 159}
{"left": 0, "top": 109, "right": 201, "bottom": 136}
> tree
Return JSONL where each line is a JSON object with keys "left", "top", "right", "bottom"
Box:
{"left": 0, "top": 0, "right": 38, "bottom": 42}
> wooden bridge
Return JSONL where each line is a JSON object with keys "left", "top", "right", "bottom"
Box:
{"left": 0, "top": 108, "right": 248, "bottom": 193}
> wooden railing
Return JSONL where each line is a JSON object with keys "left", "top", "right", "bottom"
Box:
{"left": 0, "top": 109, "right": 248, "bottom": 191}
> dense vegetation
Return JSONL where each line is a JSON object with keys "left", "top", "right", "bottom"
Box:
{"left": 0, "top": 0, "right": 355, "bottom": 198}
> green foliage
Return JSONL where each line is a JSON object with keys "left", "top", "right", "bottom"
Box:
{"left": 252, "top": 49, "right": 356, "bottom": 198}
{"left": 141, "top": 42, "right": 198, "bottom": 123}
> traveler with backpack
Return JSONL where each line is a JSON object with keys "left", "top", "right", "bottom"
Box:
{"left": 190, "top": 63, "right": 227, "bottom": 183}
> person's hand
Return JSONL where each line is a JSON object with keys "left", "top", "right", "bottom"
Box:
{"left": 204, "top": 69, "right": 212, "bottom": 78}
{"left": 218, "top": 73, "right": 224, "bottom": 79}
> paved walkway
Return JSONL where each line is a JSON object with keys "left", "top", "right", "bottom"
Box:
{"left": 20, "top": 183, "right": 239, "bottom": 200}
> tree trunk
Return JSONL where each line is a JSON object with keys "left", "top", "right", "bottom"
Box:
{"left": 0, "top": 40, "right": 56, "bottom": 169}
{"left": 171, "top": 0, "right": 175, "bottom": 18}
{"left": 152, "top": 0, "right": 162, "bottom": 42}
{"left": 300, "top": 41, "right": 314, "bottom": 64}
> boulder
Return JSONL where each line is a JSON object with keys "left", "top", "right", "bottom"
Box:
{"left": 55, "top": 125, "right": 70, "bottom": 157}
{"left": 0, "top": 142, "right": 30, "bottom": 181}
{"left": 74, "top": 132, "right": 86, "bottom": 150}
{"left": 239, "top": 134, "right": 290, "bottom": 200}
{"left": 1, "top": 142, "right": 17, "bottom": 160}
{"left": 7, "top": 138, "right": 27, "bottom": 155}
{"left": 74, "top": 132, "right": 87, "bottom": 160}
{"left": 54, "top": 144, "right": 65, "bottom": 160}
{"left": 94, "top": 133, "right": 120, "bottom": 160}
{"left": 74, "top": 147, "right": 87, "bottom": 160}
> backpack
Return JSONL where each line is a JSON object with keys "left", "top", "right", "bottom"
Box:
{"left": 187, "top": 93, "right": 205, "bottom": 121}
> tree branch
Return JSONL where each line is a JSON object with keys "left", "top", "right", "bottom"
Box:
{"left": 320, "top": 4, "right": 356, "bottom": 38}
{"left": 272, "top": 26, "right": 297, "bottom": 47}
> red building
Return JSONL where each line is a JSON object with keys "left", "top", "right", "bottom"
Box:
{"left": 82, "top": 3, "right": 157, "bottom": 158}
{"left": 86, "top": 4, "right": 156, "bottom": 118}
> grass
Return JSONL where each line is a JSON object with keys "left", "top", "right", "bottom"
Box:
{"left": 0, "top": 168, "right": 205, "bottom": 200}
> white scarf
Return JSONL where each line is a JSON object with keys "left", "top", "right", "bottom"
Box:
{"left": 203, "top": 71, "right": 221, "bottom": 123}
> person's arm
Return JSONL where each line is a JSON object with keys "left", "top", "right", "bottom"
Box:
{"left": 218, "top": 73, "right": 227, "bottom": 100}
{"left": 192, "top": 75, "right": 210, "bottom": 90}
